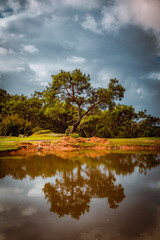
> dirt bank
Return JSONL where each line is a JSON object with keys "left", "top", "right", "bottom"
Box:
{"left": 0, "top": 136, "right": 160, "bottom": 156}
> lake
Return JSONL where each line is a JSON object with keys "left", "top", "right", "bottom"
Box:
{"left": 0, "top": 151, "right": 160, "bottom": 240}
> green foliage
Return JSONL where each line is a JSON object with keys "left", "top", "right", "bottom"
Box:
{"left": 78, "top": 104, "right": 160, "bottom": 138}
{"left": 48, "top": 69, "right": 125, "bottom": 133}
{"left": 0, "top": 89, "right": 10, "bottom": 116}
{"left": 32, "top": 126, "right": 44, "bottom": 133}
{"left": 0, "top": 114, "right": 32, "bottom": 136}
{"left": 134, "top": 115, "right": 160, "bottom": 137}
{"left": 69, "top": 133, "right": 80, "bottom": 138}
{"left": 0, "top": 142, "right": 19, "bottom": 152}
{"left": 32, "top": 130, "right": 53, "bottom": 135}
{"left": 43, "top": 99, "right": 76, "bottom": 133}
{"left": 0, "top": 67, "right": 159, "bottom": 139}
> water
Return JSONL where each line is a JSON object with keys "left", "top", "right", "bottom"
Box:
{"left": 0, "top": 152, "right": 160, "bottom": 240}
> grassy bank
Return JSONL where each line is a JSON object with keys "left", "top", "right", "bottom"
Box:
{"left": 109, "top": 137, "right": 160, "bottom": 146}
{"left": 0, "top": 131, "right": 63, "bottom": 151}
{"left": 0, "top": 132, "right": 160, "bottom": 152}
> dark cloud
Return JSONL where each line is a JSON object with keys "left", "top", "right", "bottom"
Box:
{"left": 0, "top": 0, "right": 160, "bottom": 116}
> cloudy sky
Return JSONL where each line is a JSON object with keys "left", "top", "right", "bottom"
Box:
{"left": 0, "top": 0, "right": 160, "bottom": 116}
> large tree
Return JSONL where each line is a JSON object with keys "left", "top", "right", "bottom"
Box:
{"left": 47, "top": 69, "right": 125, "bottom": 133}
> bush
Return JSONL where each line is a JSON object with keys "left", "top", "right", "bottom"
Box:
{"left": 32, "top": 126, "right": 44, "bottom": 134}
{"left": 0, "top": 114, "right": 31, "bottom": 136}
{"left": 31, "top": 129, "right": 53, "bottom": 135}
{"left": 69, "top": 133, "right": 80, "bottom": 138}
{"left": 23, "top": 121, "right": 32, "bottom": 136}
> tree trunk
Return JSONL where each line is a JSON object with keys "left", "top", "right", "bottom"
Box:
{"left": 69, "top": 118, "right": 81, "bottom": 134}
{"left": 69, "top": 105, "right": 82, "bottom": 134}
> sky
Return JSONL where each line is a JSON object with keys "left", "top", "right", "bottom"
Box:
{"left": 0, "top": 0, "right": 160, "bottom": 117}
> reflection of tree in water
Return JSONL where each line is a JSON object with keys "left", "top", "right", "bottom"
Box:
{"left": 0, "top": 152, "right": 160, "bottom": 219}
{"left": 1, "top": 153, "right": 159, "bottom": 179}
{"left": 43, "top": 163, "right": 125, "bottom": 219}
{"left": 88, "top": 167, "right": 125, "bottom": 209}
{"left": 99, "top": 153, "right": 160, "bottom": 175}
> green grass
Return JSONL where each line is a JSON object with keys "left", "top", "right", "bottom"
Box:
{"left": 0, "top": 135, "right": 160, "bottom": 152}
{"left": 0, "top": 131, "right": 64, "bottom": 152}
{"left": 25, "top": 134, "right": 62, "bottom": 141}
{"left": 31, "top": 130, "right": 53, "bottom": 135}
{"left": 0, "top": 133, "right": 64, "bottom": 142}
{"left": 108, "top": 137, "right": 160, "bottom": 146}
{"left": 0, "top": 142, "right": 19, "bottom": 151}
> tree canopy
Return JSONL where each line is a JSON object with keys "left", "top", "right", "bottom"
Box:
{"left": 0, "top": 68, "right": 159, "bottom": 137}
{"left": 46, "top": 69, "right": 125, "bottom": 133}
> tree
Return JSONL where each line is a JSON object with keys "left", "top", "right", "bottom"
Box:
{"left": 134, "top": 114, "right": 160, "bottom": 137}
{"left": 0, "top": 88, "right": 11, "bottom": 119}
{"left": 0, "top": 114, "right": 32, "bottom": 136}
{"left": 43, "top": 161, "right": 125, "bottom": 219}
{"left": 46, "top": 69, "right": 125, "bottom": 133}
{"left": 44, "top": 95, "right": 77, "bottom": 133}
{"left": 97, "top": 105, "right": 137, "bottom": 138}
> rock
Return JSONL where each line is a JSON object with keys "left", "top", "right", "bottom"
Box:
{"left": 36, "top": 146, "right": 42, "bottom": 150}
{"left": 18, "top": 134, "right": 24, "bottom": 138}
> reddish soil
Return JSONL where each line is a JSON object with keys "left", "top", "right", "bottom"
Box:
{"left": 0, "top": 136, "right": 160, "bottom": 156}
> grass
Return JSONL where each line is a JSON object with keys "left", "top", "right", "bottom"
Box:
{"left": 108, "top": 137, "right": 160, "bottom": 146}
{"left": 0, "top": 142, "right": 19, "bottom": 151}
{"left": 0, "top": 133, "right": 64, "bottom": 141}
{"left": 31, "top": 130, "right": 53, "bottom": 135}
{"left": 0, "top": 131, "right": 64, "bottom": 152}
{"left": 0, "top": 134, "right": 160, "bottom": 152}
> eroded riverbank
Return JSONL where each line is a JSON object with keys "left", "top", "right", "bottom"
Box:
{"left": 0, "top": 136, "right": 160, "bottom": 156}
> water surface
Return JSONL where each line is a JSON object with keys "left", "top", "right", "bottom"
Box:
{"left": 0, "top": 152, "right": 160, "bottom": 240}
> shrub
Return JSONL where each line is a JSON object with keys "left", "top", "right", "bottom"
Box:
{"left": 69, "top": 133, "right": 80, "bottom": 138}
{"left": 32, "top": 126, "right": 44, "bottom": 134}
{"left": 31, "top": 129, "right": 53, "bottom": 135}
{"left": 0, "top": 114, "right": 31, "bottom": 136}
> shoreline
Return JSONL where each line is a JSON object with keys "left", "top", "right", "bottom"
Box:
{"left": 0, "top": 136, "right": 160, "bottom": 156}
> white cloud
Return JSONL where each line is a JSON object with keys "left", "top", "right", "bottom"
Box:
{"left": 16, "top": 67, "right": 25, "bottom": 72}
{"left": 81, "top": 14, "right": 102, "bottom": 34}
{"left": 29, "top": 63, "right": 48, "bottom": 79}
{"left": 21, "top": 206, "right": 37, "bottom": 216}
{"left": 22, "top": 45, "right": 39, "bottom": 54}
{"left": 149, "top": 72, "right": 160, "bottom": 80}
{"left": 80, "top": 0, "right": 160, "bottom": 50}
{"left": 0, "top": 61, "right": 26, "bottom": 73}
{"left": 0, "top": 47, "right": 8, "bottom": 55}
{"left": 137, "top": 88, "right": 144, "bottom": 98}
{"left": 0, "top": 12, "right": 23, "bottom": 28}
{"left": 0, "top": 0, "right": 51, "bottom": 32}
{"left": 27, "top": 186, "right": 43, "bottom": 197}
{"left": 101, "top": 0, "right": 160, "bottom": 47}
{"left": 40, "top": 81, "right": 48, "bottom": 86}
{"left": 0, "top": 187, "right": 23, "bottom": 196}
{"left": 8, "top": 0, "right": 21, "bottom": 13}
{"left": 97, "top": 69, "right": 121, "bottom": 87}
{"left": 74, "top": 15, "right": 79, "bottom": 22}
{"left": 97, "top": 70, "right": 111, "bottom": 85}
{"left": 66, "top": 56, "right": 86, "bottom": 64}
{"left": 0, "top": 47, "right": 14, "bottom": 55}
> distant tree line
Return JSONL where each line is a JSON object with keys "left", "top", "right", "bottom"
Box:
{"left": 0, "top": 69, "right": 159, "bottom": 137}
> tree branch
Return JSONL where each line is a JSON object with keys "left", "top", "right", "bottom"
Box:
{"left": 81, "top": 98, "right": 104, "bottom": 118}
